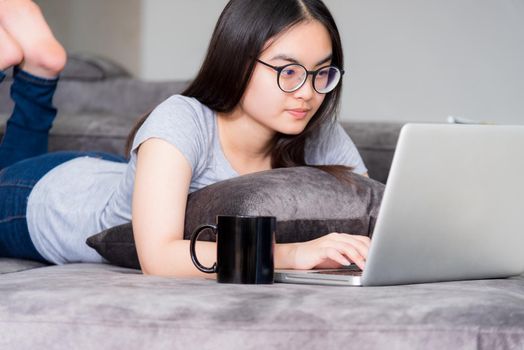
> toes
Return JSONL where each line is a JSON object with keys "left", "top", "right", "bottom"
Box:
{"left": 0, "top": 0, "right": 67, "bottom": 77}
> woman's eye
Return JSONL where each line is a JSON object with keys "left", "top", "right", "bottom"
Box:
{"left": 281, "top": 69, "right": 296, "bottom": 78}
{"left": 317, "top": 69, "right": 328, "bottom": 77}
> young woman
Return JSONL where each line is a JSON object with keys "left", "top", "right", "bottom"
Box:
{"left": 0, "top": 0, "right": 371, "bottom": 277}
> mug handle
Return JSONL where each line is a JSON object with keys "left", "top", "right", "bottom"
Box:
{"left": 189, "top": 224, "right": 218, "bottom": 274}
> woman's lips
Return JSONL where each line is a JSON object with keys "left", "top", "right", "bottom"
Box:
{"left": 286, "top": 109, "right": 310, "bottom": 119}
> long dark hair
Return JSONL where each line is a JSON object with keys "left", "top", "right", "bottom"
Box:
{"left": 127, "top": 0, "right": 354, "bottom": 181}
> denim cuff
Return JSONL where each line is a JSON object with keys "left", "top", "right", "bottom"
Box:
{"left": 0, "top": 70, "right": 5, "bottom": 83}
{"left": 13, "top": 66, "right": 60, "bottom": 86}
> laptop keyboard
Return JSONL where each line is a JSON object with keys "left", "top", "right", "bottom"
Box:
{"left": 311, "top": 266, "right": 363, "bottom": 276}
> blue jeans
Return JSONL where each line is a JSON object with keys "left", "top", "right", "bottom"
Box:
{"left": 0, "top": 69, "right": 125, "bottom": 262}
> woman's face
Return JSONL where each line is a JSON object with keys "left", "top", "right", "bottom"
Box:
{"left": 238, "top": 20, "right": 333, "bottom": 136}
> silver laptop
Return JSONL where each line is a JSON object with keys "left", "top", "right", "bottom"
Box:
{"left": 275, "top": 123, "right": 524, "bottom": 286}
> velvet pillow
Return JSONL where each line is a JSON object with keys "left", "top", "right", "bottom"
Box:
{"left": 86, "top": 166, "right": 385, "bottom": 269}
{"left": 3, "top": 54, "right": 130, "bottom": 81}
{"left": 60, "top": 54, "right": 131, "bottom": 81}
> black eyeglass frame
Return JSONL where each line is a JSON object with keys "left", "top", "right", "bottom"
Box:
{"left": 256, "top": 59, "right": 345, "bottom": 94}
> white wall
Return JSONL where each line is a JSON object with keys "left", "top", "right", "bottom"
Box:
{"left": 138, "top": 0, "right": 524, "bottom": 124}
{"left": 38, "top": 0, "right": 524, "bottom": 124}
{"left": 333, "top": 0, "right": 524, "bottom": 124}
{"left": 37, "top": 0, "right": 142, "bottom": 75}
{"left": 140, "top": 0, "right": 228, "bottom": 81}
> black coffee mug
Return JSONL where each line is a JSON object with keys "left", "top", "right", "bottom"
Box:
{"left": 189, "top": 215, "right": 276, "bottom": 284}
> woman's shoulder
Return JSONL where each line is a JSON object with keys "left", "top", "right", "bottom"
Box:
{"left": 150, "top": 94, "right": 211, "bottom": 116}
{"left": 144, "top": 94, "right": 215, "bottom": 129}
{"left": 307, "top": 120, "right": 342, "bottom": 140}
{"left": 305, "top": 120, "right": 368, "bottom": 174}
{"left": 131, "top": 95, "right": 216, "bottom": 173}
{"left": 133, "top": 94, "right": 216, "bottom": 154}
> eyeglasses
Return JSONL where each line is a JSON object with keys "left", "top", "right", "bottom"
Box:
{"left": 256, "top": 59, "right": 344, "bottom": 94}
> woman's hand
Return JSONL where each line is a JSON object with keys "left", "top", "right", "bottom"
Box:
{"left": 291, "top": 233, "right": 371, "bottom": 270}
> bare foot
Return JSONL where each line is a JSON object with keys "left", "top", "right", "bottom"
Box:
{"left": 0, "top": 25, "right": 23, "bottom": 71}
{"left": 0, "top": 0, "right": 66, "bottom": 78}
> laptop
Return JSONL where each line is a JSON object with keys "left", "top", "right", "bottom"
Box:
{"left": 275, "top": 123, "right": 524, "bottom": 286}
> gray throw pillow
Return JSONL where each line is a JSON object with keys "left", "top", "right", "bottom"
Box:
{"left": 61, "top": 54, "right": 131, "bottom": 81}
{"left": 2, "top": 54, "right": 130, "bottom": 81}
{"left": 86, "top": 166, "right": 385, "bottom": 270}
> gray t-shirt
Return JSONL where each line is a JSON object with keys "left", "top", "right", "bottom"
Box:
{"left": 26, "top": 95, "right": 367, "bottom": 264}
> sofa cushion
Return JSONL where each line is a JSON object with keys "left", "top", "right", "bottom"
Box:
{"left": 86, "top": 166, "right": 385, "bottom": 269}
{"left": 0, "top": 258, "right": 46, "bottom": 274}
{"left": 1, "top": 263, "right": 523, "bottom": 349}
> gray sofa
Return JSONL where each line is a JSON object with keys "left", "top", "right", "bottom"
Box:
{"left": 1, "top": 56, "right": 523, "bottom": 349}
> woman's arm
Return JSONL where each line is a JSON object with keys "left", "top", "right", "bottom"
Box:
{"left": 133, "top": 138, "right": 370, "bottom": 277}
{"left": 133, "top": 138, "right": 216, "bottom": 277}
